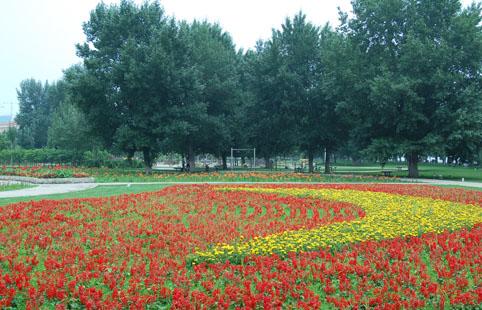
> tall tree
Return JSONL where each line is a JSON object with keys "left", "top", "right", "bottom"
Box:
{"left": 245, "top": 39, "right": 296, "bottom": 168}
{"left": 316, "top": 26, "right": 353, "bottom": 173}
{"left": 74, "top": 0, "right": 169, "bottom": 172}
{"left": 341, "top": 0, "right": 482, "bottom": 177}
{"left": 162, "top": 21, "right": 240, "bottom": 169}
{"left": 15, "top": 79, "right": 50, "bottom": 148}
{"left": 275, "top": 13, "right": 322, "bottom": 172}
{"left": 47, "top": 100, "right": 94, "bottom": 154}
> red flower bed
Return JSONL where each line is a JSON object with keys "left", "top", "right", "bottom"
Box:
{"left": 0, "top": 184, "right": 480, "bottom": 308}
{"left": 0, "top": 165, "right": 89, "bottom": 179}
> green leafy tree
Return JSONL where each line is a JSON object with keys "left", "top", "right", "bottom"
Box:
{"left": 15, "top": 79, "right": 49, "bottom": 148}
{"left": 15, "top": 78, "right": 68, "bottom": 149}
{"left": 163, "top": 21, "right": 241, "bottom": 169}
{"left": 74, "top": 0, "right": 169, "bottom": 172}
{"left": 341, "top": 0, "right": 482, "bottom": 177}
{"left": 47, "top": 100, "right": 94, "bottom": 153}
{"left": 267, "top": 14, "right": 352, "bottom": 174}
{"left": 224, "top": 51, "right": 253, "bottom": 169}
{"left": 245, "top": 39, "right": 296, "bottom": 168}
{"left": 0, "top": 133, "right": 10, "bottom": 150}
{"left": 316, "top": 26, "right": 357, "bottom": 173}
{"left": 274, "top": 13, "right": 322, "bottom": 172}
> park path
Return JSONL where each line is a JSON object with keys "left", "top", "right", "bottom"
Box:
{"left": 99, "top": 179, "right": 482, "bottom": 188}
{"left": 400, "top": 178, "right": 482, "bottom": 189}
{"left": 0, "top": 178, "right": 480, "bottom": 199}
{"left": 0, "top": 183, "right": 97, "bottom": 198}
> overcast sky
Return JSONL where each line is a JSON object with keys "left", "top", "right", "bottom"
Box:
{"left": 0, "top": 0, "right": 474, "bottom": 116}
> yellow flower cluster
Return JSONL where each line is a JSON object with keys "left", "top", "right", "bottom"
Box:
{"left": 194, "top": 187, "right": 482, "bottom": 263}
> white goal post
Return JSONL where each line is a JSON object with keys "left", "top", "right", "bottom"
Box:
{"left": 230, "top": 148, "right": 256, "bottom": 170}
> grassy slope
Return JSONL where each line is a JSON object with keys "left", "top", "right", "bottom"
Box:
{"left": 0, "top": 184, "right": 171, "bottom": 207}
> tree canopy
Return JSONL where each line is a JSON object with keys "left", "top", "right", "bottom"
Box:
{"left": 13, "top": 0, "right": 482, "bottom": 176}
{"left": 340, "top": 0, "right": 482, "bottom": 176}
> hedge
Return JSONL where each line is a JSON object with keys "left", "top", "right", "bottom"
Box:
{"left": 0, "top": 148, "right": 141, "bottom": 168}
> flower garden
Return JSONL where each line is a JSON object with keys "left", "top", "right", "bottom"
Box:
{"left": 0, "top": 165, "right": 397, "bottom": 183}
{"left": 0, "top": 165, "right": 89, "bottom": 179}
{"left": 0, "top": 184, "right": 480, "bottom": 308}
{"left": 87, "top": 168, "right": 393, "bottom": 183}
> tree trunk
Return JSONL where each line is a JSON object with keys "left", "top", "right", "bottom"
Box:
{"left": 407, "top": 152, "right": 419, "bottom": 178}
{"left": 265, "top": 156, "right": 272, "bottom": 169}
{"left": 142, "top": 147, "right": 153, "bottom": 174}
{"left": 222, "top": 154, "right": 227, "bottom": 170}
{"left": 324, "top": 148, "right": 331, "bottom": 174}
{"left": 308, "top": 151, "right": 314, "bottom": 173}
{"left": 126, "top": 149, "right": 135, "bottom": 167}
{"left": 187, "top": 144, "right": 195, "bottom": 170}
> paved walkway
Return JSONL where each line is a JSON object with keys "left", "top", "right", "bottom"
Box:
{"left": 99, "top": 179, "right": 482, "bottom": 188}
{"left": 0, "top": 183, "right": 97, "bottom": 198}
{"left": 0, "top": 178, "right": 480, "bottom": 199}
{"left": 400, "top": 178, "right": 482, "bottom": 189}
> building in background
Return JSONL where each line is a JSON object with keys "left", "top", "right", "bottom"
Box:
{"left": 0, "top": 115, "right": 16, "bottom": 133}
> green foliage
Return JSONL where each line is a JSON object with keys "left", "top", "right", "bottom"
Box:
{"left": 0, "top": 148, "right": 80, "bottom": 164}
{"left": 340, "top": 0, "right": 482, "bottom": 176}
{"left": 72, "top": 1, "right": 242, "bottom": 170}
{"left": 162, "top": 21, "right": 241, "bottom": 166}
{"left": 362, "top": 139, "right": 401, "bottom": 165}
{"left": 0, "top": 132, "right": 10, "bottom": 150}
{"left": 73, "top": 0, "right": 169, "bottom": 169}
{"left": 15, "top": 79, "right": 49, "bottom": 148}
{"left": 245, "top": 13, "right": 352, "bottom": 172}
{"left": 276, "top": 13, "right": 323, "bottom": 170}
{"left": 244, "top": 37, "right": 296, "bottom": 165}
{"left": 82, "top": 149, "right": 112, "bottom": 167}
{"left": 15, "top": 79, "right": 69, "bottom": 149}
{"left": 47, "top": 100, "right": 94, "bottom": 153}
{"left": 15, "top": 0, "right": 482, "bottom": 174}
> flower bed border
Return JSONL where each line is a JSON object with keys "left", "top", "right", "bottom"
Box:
{"left": 0, "top": 175, "right": 95, "bottom": 184}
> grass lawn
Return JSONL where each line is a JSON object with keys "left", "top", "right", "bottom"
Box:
{"left": 0, "top": 184, "right": 170, "bottom": 206}
{"left": 414, "top": 164, "right": 481, "bottom": 181}
{"left": 0, "top": 183, "right": 33, "bottom": 192}
{"left": 334, "top": 163, "right": 482, "bottom": 182}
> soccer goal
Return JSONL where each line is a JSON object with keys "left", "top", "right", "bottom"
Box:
{"left": 230, "top": 148, "right": 256, "bottom": 170}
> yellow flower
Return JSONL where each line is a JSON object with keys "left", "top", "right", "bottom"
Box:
{"left": 194, "top": 187, "right": 482, "bottom": 263}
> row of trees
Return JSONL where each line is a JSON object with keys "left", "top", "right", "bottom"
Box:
{"left": 15, "top": 0, "right": 482, "bottom": 177}
{"left": 15, "top": 79, "right": 94, "bottom": 152}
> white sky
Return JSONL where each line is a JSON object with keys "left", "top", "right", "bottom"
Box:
{"left": 0, "top": 0, "right": 475, "bottom": 115}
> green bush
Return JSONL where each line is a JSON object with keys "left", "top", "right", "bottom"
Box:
{"left": 0, "top": 148, "right": 146, "bottom": 169}
{"left": 82, "top": 149, "right": 112, "bottom": 167}
{"left": 0, "top": 148, "right": 91, "bottom": 165}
